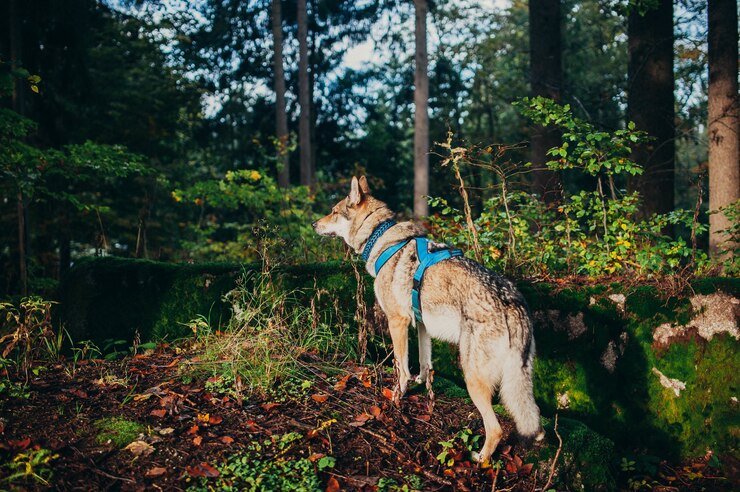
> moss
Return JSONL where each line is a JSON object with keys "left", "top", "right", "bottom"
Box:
{"left": 94, "top": 417, "right": 145, "bottom": 448}
{"left": 536, "top": 417, "right": 616, "bottom": 491}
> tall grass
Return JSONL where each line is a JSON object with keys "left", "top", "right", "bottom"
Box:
{"left": 183, "top": 268, "right": 354, "bottom": 397}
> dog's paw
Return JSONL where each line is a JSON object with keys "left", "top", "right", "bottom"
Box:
{"left": 535, "top": 429, "right": 545, "bottom": 441}
{"left": 413, "top": 374, "right": 424, "bottom": 384}
{"left": 471, "top": 451, "right": 488, "bottom": 464}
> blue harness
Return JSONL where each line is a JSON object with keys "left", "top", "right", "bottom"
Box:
{"left": 361, "top": 220, "right": 463, "bottom": 322}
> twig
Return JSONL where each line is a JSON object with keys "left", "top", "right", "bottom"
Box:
{"left": 542, "top": 414, "right": 562, "bottom": 491}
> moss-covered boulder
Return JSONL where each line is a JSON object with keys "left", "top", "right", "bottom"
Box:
{"left": 57, "top": 257, "right": 366, "bottom": 347}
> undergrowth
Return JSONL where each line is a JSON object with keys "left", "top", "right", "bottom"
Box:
{"left": 181, "top": 268, "right": 355, "bottom": 398}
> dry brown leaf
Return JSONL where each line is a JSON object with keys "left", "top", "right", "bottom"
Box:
{"left": 311, "top": 393, "right": 329, "bottom": 403}
{"left": 326, "top": 476, "right": 340, "bottom": 492}
{"left": 193, "top": 435, "right": 202, "bottom": 446}
{"left": 124, "top": 440, "right": 154, "bottom": 457}
{"left": 150, "top": 409, "right": 166, "bottom": 418}
{"left": 145, "top": 467, "right": 167, "bottom": 477}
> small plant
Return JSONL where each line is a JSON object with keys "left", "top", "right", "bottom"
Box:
{"left": 0, "top": 297, "right": 57, "bottom": 380}
{"left": 94, "top": 417, "right": 146, "bottom": 448}
{"left": 3, "top": 447, "right": 58, "bottom": 486}
{"left": 187, "top": 432, "right": 323, "bottom": 492}
{"left": 436, "top": 427, "right": 482, "bottom": 466}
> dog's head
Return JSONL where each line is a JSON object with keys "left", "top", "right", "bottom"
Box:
{"left": 312, "top": 176, "right": 372, "bottom": 244}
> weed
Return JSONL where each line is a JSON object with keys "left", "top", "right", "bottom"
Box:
{"left": 436, "top": 427, "right": 482, "bottom": 466}
{"left": 0, "top": 297, "right": 57, "bottom": 380}
{"left": 94, "top": 417, "right": 146, "bottom": 447}
{"left": 187, "top": 432, "right": 324, "bottom": 492}
{"left": 3, "top": 448, "right": 58, "bottom": 486}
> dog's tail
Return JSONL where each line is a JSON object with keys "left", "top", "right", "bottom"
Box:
{"left": 499, "top": 338, "right": 544, "bottom": 442}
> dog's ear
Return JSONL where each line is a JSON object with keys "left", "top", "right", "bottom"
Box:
{"left": 358, "top": 175, "right": 370, "bottom": 195}
{"left": 348, "top": 176, "right": 364, "bottom": 206}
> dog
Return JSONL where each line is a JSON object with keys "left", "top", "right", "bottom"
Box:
{"left": 313, "top": 176, "right": 544, "bottom": 462}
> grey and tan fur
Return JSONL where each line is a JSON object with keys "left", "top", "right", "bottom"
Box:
{"left": 313, "top": 176, "right": 544, "bottom": 463}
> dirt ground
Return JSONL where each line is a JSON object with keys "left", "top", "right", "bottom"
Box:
{"left": 0, "top": 346, "right": 735, "bottom": 491}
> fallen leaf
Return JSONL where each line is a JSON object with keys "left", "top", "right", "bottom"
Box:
{"left": 334, "top": 374, "right": 351, "bottom": 391}
{"left": 208, "top": 415, "right": 223, "bottom": 425}
{"left": 150, "top": 409, "right": 166, "bottom": 418}
{"left": 7, "top": 437, "right": 31, "bottom": 451}
{"left": 186, "top": 462, "right": 220, "bottom": 478}
{"left": 417, "top": 414, "right": 431, "bottom": 422}
{"left": 158, "top": 427, "right": 175, "bottom": 435}
{"left": 197, "top": 413, "right": 210, "bottom": 423}
{"left": 124, "top": 440, "right": 154, "bottom": 457}
{"left": 261, "top": 402, "right": 280, "bottom": 412}
{"left": 188, "top": 425, "right": 199, "bottom": 435}
{"left": 193, "top": 435, "right": 202, "bottom": 446}
{"left": 518, "top": 462, "right": 534, "bottom": 476}
{"left": 146, "top": 467, "right": 167, "bottom": 477}
{"left": 381, "top": 387, "right": 394, "bottom": 400}
{"left": 308, "top": 453, "right": 325, "bottom": 462}
{"left": 165, "top": 358, "right": 181, "bottom": 368}
{"left": 63, "top": 388, "right": 88, "bottom": 399}
{"left": 369, "top": 405, "right": 382, "bottom": 417}
{"left": 326, "top": 476, "right": 340, "bottom": 492}
{"left": 311, "top": 393, "right": 329, "bottom": 403}
{"left": 220, "top": 436, "right": 234, "bottom": 445}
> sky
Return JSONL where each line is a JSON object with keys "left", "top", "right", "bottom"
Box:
{"left": 342, "top": 0, "right": 510, "bottom": 70}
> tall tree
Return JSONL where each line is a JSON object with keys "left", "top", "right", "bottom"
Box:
{"left": 9, "top": 0, "right": 28, "bottom": 295}
{"left": 297, "top": 0, "right": 313, "bottom": 188}
{"left": 627, "top": 0, "right": 675, "bottom": 218}
{"left": 413, "top": 0, "right": 429, "bottom": 218}
{"left": 707, "top": 0, "right": 739, "bottom": 257}
{"left": 272, "top": 0, "right": 290, "bottom": 188}
{"left": 528, "top": 0, "right": 562, "bottom": 202}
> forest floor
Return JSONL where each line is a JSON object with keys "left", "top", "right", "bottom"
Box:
{"left": 0, "top": 345, "right": 735, "bottom": 491}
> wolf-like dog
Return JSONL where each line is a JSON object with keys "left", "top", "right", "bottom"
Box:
{"left": 313, "top": 176, "right": 544, "bottom": 463}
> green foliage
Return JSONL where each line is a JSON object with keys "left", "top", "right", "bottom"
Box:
{"left": 187, "top": 433, "right": 323, "bottom": 492}
{"left": 2, "top": 447, "right": 58, "bottom": 487}
{"left": 436, "top": 427, "right": 482, "bottom": 466}
{"left": 429, "top": 98, "right": 710, "bottom": 277}
{"left": 94, "top": 417, "right": 146, "bottom": 448}
{"left": 713, "top": 199, "right": 740, "bottom": 274}
{"left": 173, "top": 170, "right": 341, "bottom": 263}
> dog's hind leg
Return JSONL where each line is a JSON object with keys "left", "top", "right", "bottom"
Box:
{"left": 388, "top": 315, "right": 412, "bottom": 405}
{"left": 499, "top": 346, "right": 544, "bottom": 443}
{"left": 464, "top": 369, "right": 503, "bottom": 463}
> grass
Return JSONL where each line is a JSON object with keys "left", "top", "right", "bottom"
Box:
{"left": 181, "top": 270, "right": 355, "bottom": 399}
{"left": 94, "top": 417, "right": 146, "bottom": 448}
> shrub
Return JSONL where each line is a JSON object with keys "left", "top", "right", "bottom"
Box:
{"left": 428, "top": 98, "right": 711, "bottom": 278}
{"left": 0, "top": 297, "right": 60, "bottom": 380}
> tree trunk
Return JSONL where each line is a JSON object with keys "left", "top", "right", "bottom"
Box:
{"left": 528, "top": 0, "right": 562, "bottom": 203}
{"left": 10, "top": 0, "right": 27, "bottom": 295}
{"left": 413, "top": 0, "right": 429, "bottom": 218}
{"left": 297, "top": 0, "right": 313, "bottom": 189}
{"left": 707, "top": 0, "right": 740, "bottom": 257}
{"left": 272, "top": 0, "right": 290, "bottom": 188}
{"left": 627, "top": 0, "right": 675, "bottom": 219}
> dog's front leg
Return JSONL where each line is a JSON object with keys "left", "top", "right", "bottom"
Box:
{"left": 416, "top": 323, "right": 435, "bottom": 411}
{"left": 388, "top": 315, "right": 412, "bottom": 405}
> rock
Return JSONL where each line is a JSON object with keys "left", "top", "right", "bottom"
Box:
{"left": 651, "top": 367, "right": 686, "bottom": 397}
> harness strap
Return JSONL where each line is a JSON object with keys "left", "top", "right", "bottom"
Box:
{"left": 411, "top": 238, "right": 463, "bottom": 322}
{"left": 374, "top": 238, "right": 411, "bottom": 276}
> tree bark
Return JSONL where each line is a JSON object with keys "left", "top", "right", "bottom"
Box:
{"left": 528, "top": 0, "right": 562, "bottom": 203}
{"left": 707, "top": 0, "right": 739, "bottom": 257}
{"left": 297, "top": 0, "right": 313, "bottom": 189}
{"left": 10, "top": 0, "right": 27, "bottom": 295}
{"left": 627, "top": 0, "right": 675, "bottom": 219}
{"left": 272, "top": 0, "right": 290, "bottom": 188}
{"left": 413, "top": 0, "right": 429, "bottom": 218}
